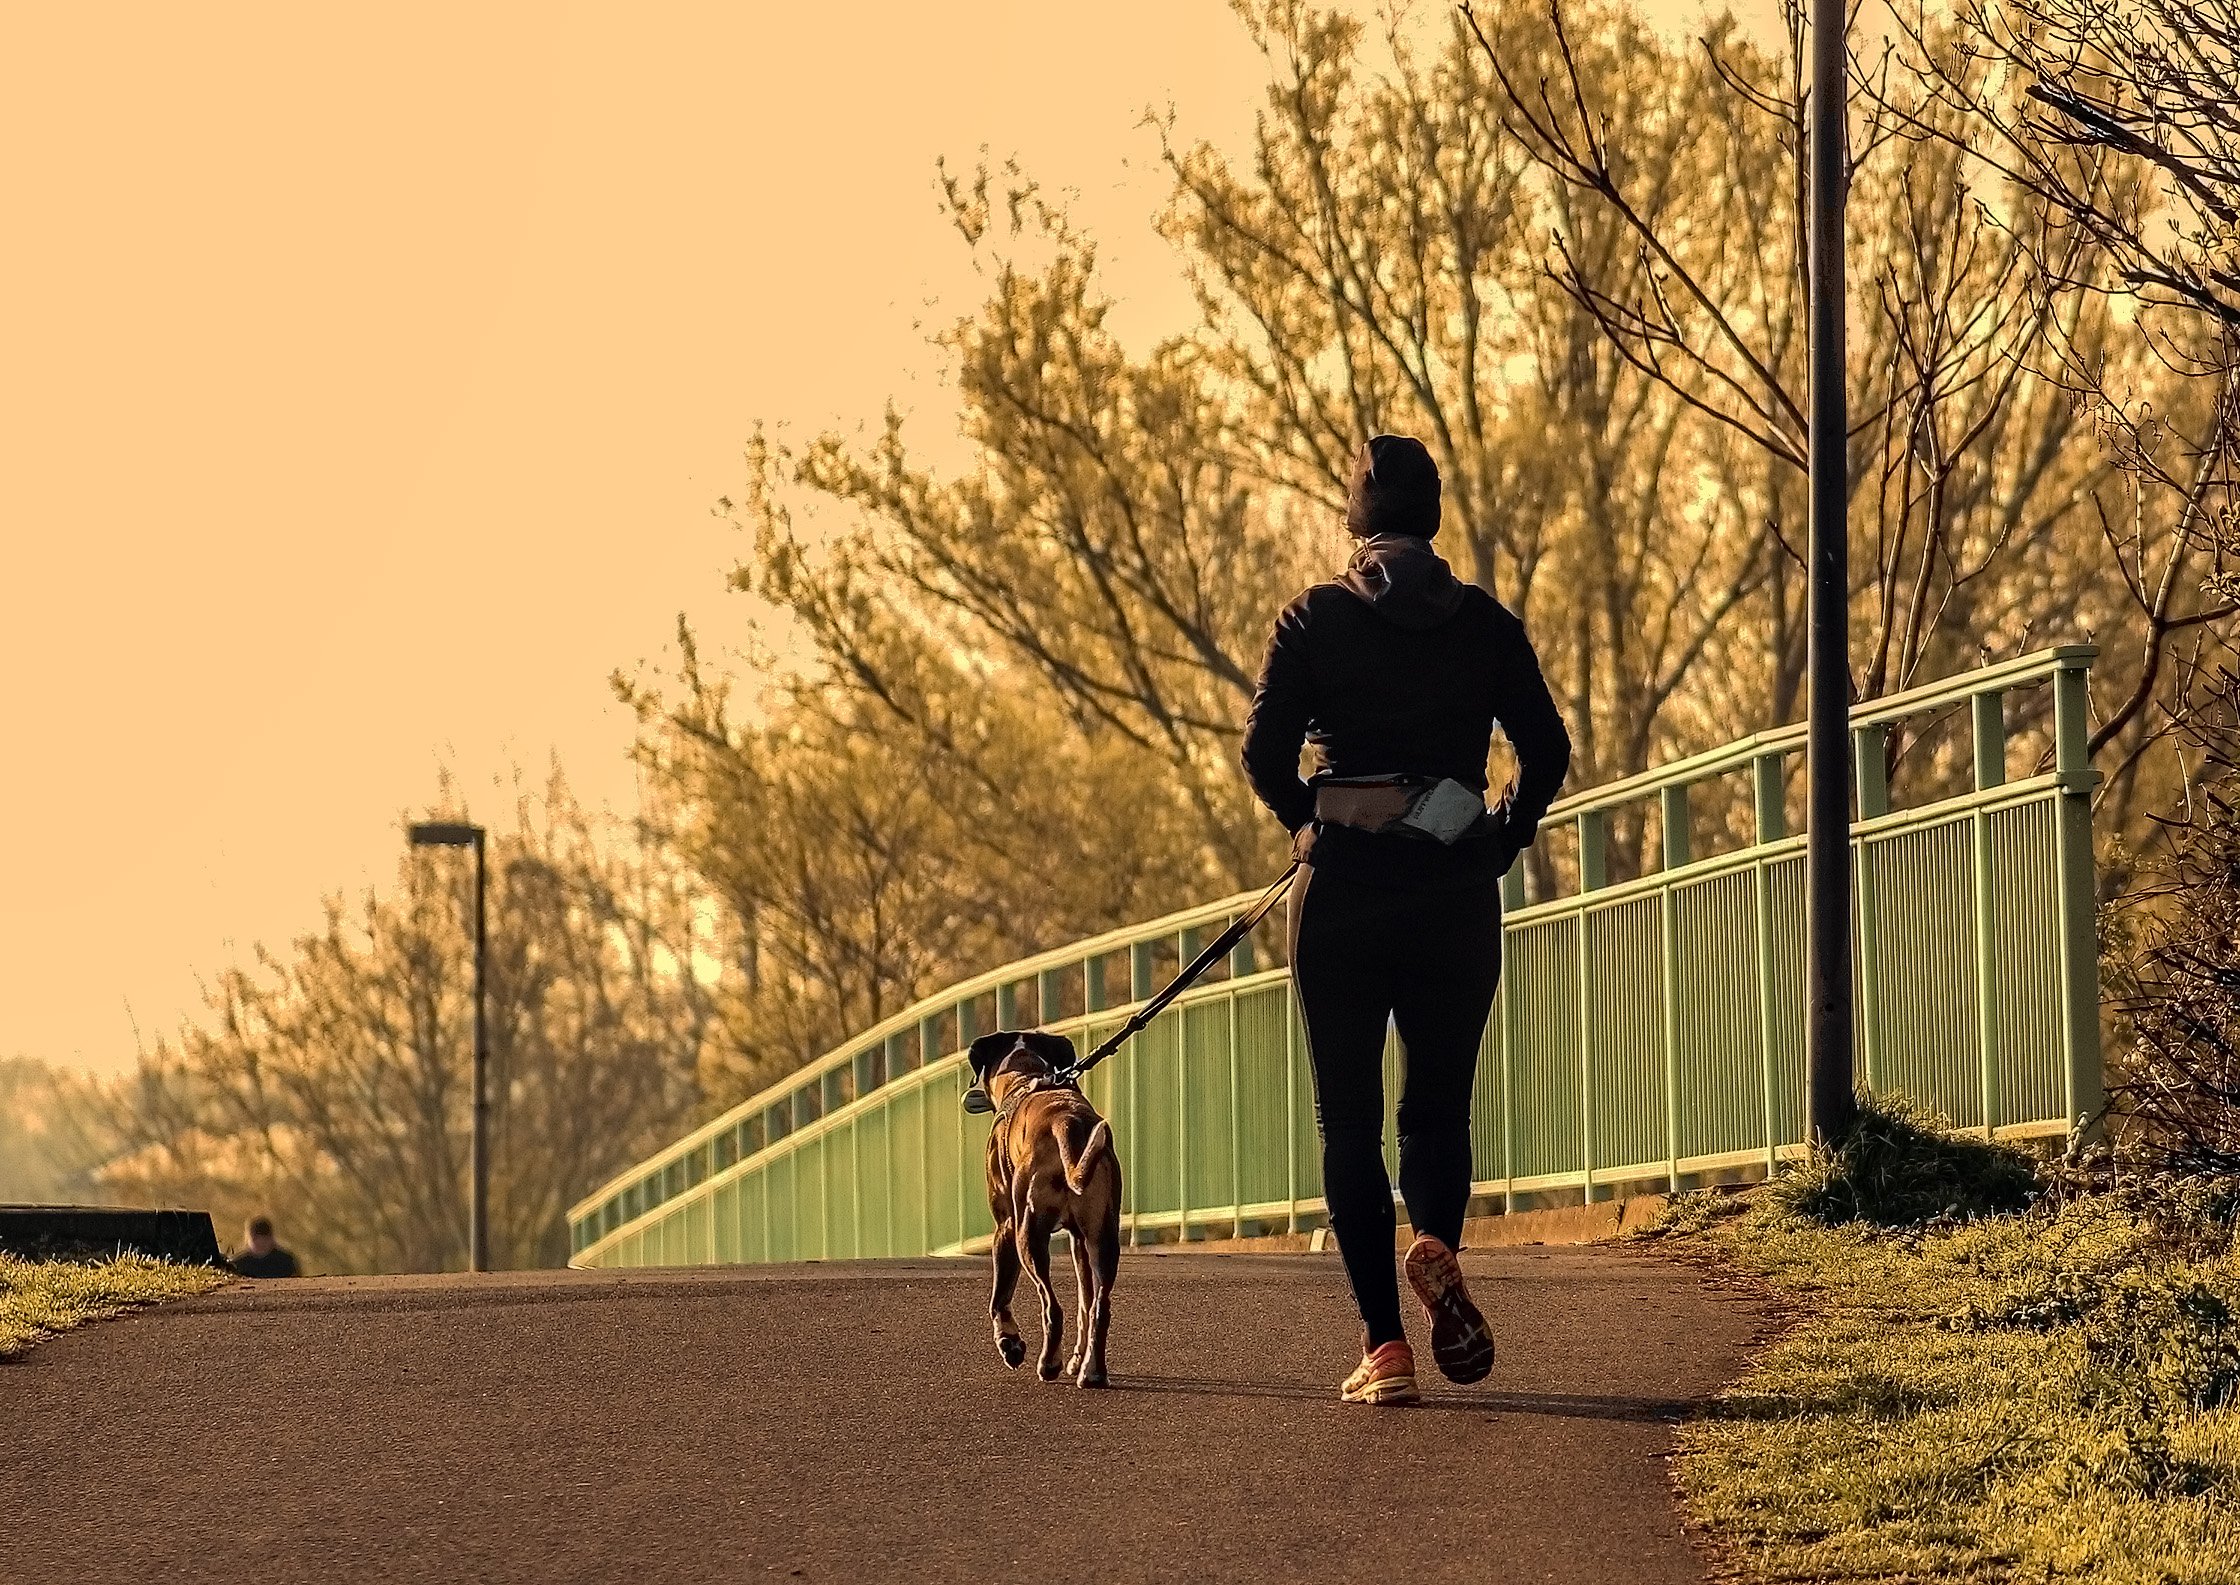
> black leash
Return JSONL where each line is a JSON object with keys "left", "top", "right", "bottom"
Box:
{"left": 1058, "top": 859, "right": 1301, "bottom": 1084}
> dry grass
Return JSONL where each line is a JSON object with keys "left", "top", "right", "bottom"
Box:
{"left": 0, "top": 1255, "right": 228, "bottom": 1359}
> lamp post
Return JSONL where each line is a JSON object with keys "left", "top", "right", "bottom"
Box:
{"left": 408, "top": 820, "right": 490, "bottom": 1272}
{"left": 1805, "top": 0, "right": 1860, "bottom": 1142}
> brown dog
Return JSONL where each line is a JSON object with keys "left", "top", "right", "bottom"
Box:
{"left": 967, "top": 1030, "right": 1122, "bottom": 1388}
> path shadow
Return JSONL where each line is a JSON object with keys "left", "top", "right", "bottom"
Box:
{"left": 1119, "top": 1373, "right": 1699, "bottom": 1422}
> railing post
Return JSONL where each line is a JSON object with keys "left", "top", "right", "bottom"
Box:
{"left": 1284, "top": 988, "right": 1300, "bottom": 1234}
{"left": 1579, "top": 809, "right": 1608, "bottom": 891}
{"left": 1659, "top": 784, "right": 1692, "bottom": 869}
{"left": 1853, "top": 723, "right": 1889, "bottom": 1094}
{"left": 1752, "top": 753, "right": 1783, "bottom": 1176}
{"left": 1495, "top": 850, "right": 1519, "bottom": 1213}
{"left": 1176, "top": 932, "right": 1193, "bottom": 1242}
{"left": 1971, "top": 689, "right": 2006, "bottom": 1139}
{"left": 1500, "top": 967, "right": 1519, "bottom": 1216}
{"left": 917, "top": 1011, "right": 939, "bottom": 1254}
{"left": 1973, "top": 690, "right": 2008, "bottom": 791}
{"left": 1576, "top": 809, "right": 1606, "bottom": 1204}
{"left": 1851, "top": 726, "right": 1886, "bottom": 809}
{"left": 2052, "top": 659, "right": 2104, "bottom": 1136}
{"left": 1229, "top": 989, "right": 1243, "bottom": 1237}
{"left": 1128, "top": 1015, "right": 1141, "bottom": 1248}
{"left": 1128, "top": 940, "right": 1146, "bottom": 1253}
{"left": 1754, "top": 752, "right": 1786, "bottom": 842}
{"left": 1123, "top": 948, "right": 1144, "bottom": 1247}
{"left": 1658, "top": 788, "right": 1686, "bottom": 1193}
{"left": 820, "top": 1117, "right": 833, "bottom": 1261}
{"left": 739, "top": 1153, "right": 754, "bottom": 1265}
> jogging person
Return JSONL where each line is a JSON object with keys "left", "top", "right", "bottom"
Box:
{"left": 1242, "top": 434, "right": 1570, "bottom": 1405}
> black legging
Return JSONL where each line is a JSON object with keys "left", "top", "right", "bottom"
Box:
{"left": 1289, "top": 864, "right": 1504, "bottom": 1347}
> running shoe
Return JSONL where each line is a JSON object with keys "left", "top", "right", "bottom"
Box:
{"left": 1404, "top": 1235, "right": 1495, "bottom": 1384}
{"left": 1339, "top": 1338, "right": 1420, "bottom": 1405}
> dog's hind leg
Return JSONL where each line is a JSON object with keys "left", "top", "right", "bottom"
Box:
{"left": 1065, "top": 1230, "right": 1093, "bottom": 1379}
{"left": 1022, "top": 1210, "right": 1065, "bottom": 1382}
{"left": 989, "top": 1217, "right": 1025, "bottom": 1370}
{"left": 1076, "top": 1216, "right": 1119, "bottom": 1389}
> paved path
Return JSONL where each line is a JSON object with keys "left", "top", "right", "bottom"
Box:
{"left": 3, "top": 1245, "right": 1758, "bottom": 1584}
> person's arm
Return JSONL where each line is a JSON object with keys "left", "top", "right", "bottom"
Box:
{"left": 1241, "top": 601, "right": 1318, "bottom": 835}
{"left": 1489, "top": 608, "right": 1571, "bottom": 855}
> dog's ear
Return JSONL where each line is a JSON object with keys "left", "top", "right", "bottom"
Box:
{"left": 1024, "top": 1030, "right": 1078, "bottom": 1068}
{"left": 966, "top": 1031, "right": 1015, "bottom": 1084}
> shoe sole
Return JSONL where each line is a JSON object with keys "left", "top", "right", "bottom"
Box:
{"left": 1340, "top": 1374, "right": 1420, "bottom": 1405}
{"left": 1406, "top": 1240, "right": 1496, "bottom": 1385}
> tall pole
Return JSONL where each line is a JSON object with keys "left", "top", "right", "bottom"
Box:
{"left": 1806, "top": 0, "right": 1859, "bottom": 1142}
{"left": 470, "top": 828, "right": 490, "bottom": 1273}
{"left": 407, "top": 819, "right": 493, "bottom": 1272}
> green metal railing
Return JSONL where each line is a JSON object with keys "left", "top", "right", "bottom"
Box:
{"left": 568, "top": 646, "right": 2102, "bottom": 1268}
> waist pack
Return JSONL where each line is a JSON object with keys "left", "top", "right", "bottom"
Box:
{"left": 1313, "top": 774, "right": 1488, "bottom": 846}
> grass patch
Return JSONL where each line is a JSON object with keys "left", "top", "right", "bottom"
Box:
{"left": 0, "top": 1255, "right": 227, "bottom": 1359}
{"left": 1767, "top": 1094, "right": 2039, "bottom": 1227}
{"left": 1645, "top": 1110, "right": 2240, "bottom": 1582}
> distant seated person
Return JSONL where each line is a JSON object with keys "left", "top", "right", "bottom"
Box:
{"left": 230, "top": 1215, "right": 301, "bottom": 1278}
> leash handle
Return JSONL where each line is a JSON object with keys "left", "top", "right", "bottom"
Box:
{"left": 1065, "top": 860, "right": 1301, "bottom": 1082}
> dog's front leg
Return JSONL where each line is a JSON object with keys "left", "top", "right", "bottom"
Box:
{"left": 989, "top": 1218, "right": 1025, "bottom": 1369}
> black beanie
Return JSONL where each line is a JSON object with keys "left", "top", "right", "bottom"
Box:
{"left": 1345, "top": 434, "right": 1441, "bottom": 540}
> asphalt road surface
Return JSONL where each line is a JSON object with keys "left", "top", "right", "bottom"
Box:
{"left": 5, "top": 1245, "right": 1761, "bottom": 1584}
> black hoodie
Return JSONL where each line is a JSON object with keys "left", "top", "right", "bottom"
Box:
{"left": 1241, "top": 537, "right": 1571, "bottom": 889}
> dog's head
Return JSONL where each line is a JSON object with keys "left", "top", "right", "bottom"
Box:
{"left": 963, "top": 1029, "right": 1078, "bottom": 1114}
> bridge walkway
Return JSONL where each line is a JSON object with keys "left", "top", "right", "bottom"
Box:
{"left": 2, "top": 1246, "right": 1759, "bottom": 1584}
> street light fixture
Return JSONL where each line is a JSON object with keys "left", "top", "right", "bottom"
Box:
{"left": 408, "top": 819, "right": 490, "bottom": 1272}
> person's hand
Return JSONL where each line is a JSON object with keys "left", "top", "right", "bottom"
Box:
{"left": 1291, "top": 822, "right": 1319, "bottom": 864}
{"left": 1488, "top": 811, "right": 1524, "bottom": 876}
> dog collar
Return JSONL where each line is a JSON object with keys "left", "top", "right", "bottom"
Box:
{"left": 991, "top": 1072, "right": 1079, "bottom": 1124}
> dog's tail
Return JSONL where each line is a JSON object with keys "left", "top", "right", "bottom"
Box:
{"left": 1059, "top": 1117, "right": 1112, "bottom": 1195}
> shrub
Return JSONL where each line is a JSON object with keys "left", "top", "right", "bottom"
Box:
{"left": 2110, "top": 658, "right": 2240, "bottom": 1175}
{"left": 1770, "top": 1095, "right": 2039, "bottom": 1227}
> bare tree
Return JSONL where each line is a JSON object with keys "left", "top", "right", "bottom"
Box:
{"left": 738, "top": 169, "right": 1306, "bottom": 890}
{"left": 1463, "top": 0, "right": 2214, "bottom": 842}
{"left": 624, "top": 614, "right": 1230, "bottom": 1108}
{"left": 1163, "top": 0, "right": 1796, "bottom": 828}
{"left": 2109, "top": 638, "right": 2240, "bottom": 1164}
{"left": 1873, "top": 0, "right": 2240, "bottom": 843}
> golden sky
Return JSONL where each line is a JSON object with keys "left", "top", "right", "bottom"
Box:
{"left": 5, "top": 1, "right": 1765, "bottom": 1073}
